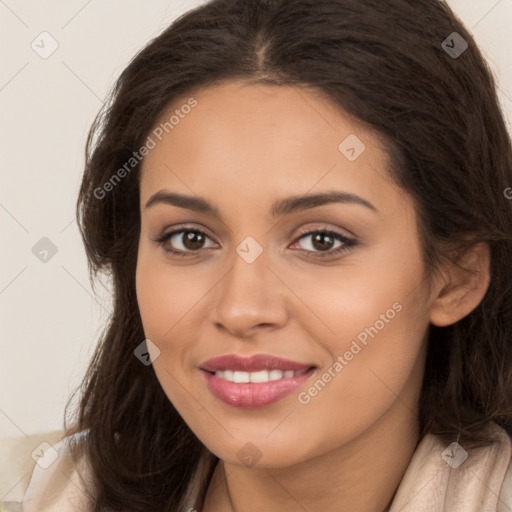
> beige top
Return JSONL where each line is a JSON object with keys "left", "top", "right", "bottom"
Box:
{"left": 2, "top": 423, "right": 512, "bottom": 511}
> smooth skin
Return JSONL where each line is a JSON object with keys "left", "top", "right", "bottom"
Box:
{"left": 135, "top": 80, "right": 490, "bottom": 512}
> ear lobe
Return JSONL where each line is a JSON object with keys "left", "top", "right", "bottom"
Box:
{"left": 429, "top": 242, "right": 491, "bottom": 327}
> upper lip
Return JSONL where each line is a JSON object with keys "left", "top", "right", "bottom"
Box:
{"left": 200, "top": 354, "right": 315, "bottom": 373}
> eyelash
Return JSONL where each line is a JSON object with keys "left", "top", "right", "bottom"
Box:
{"left": 152, "top": 225, "right": 357, "bottom": 260}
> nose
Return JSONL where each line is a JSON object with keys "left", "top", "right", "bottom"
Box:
{"left": 210, "top": 247, "right": 289, "bottom": 339}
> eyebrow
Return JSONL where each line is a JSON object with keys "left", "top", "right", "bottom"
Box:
{"left": 144, "top": 190, "right": 379, "bottom": 217}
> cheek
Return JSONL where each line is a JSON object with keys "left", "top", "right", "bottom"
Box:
{"left": 287, "top": 299, "right": 428, "bottom": 461}
{"left": 135, "top": 245, "right": 183, "bottom": 369}
{"left": 135, "top": 258, "right": 171, "bottom": 340}
{"left": 276, "top": 251, "right": 423, "bottom": 356}
{"left": 135, "top": 241, "right": 221, "bottom": 393}
{"left": 320, "top": 284, "right": 428, "bottom": 413}
{"left": 135, "top": 241, "right": 205, "bottom": 341}
{"left": 135, "top": 248, "right": 200, "bottom": 411}
{"left": 287, "top": 255, "right": 429, "bottom": 424}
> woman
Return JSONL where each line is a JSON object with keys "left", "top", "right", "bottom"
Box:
{"left": 6, "top": 0, "right": 512, "bottom": 510}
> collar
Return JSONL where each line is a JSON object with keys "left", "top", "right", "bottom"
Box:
{"left": 389, "top": 423, "right": 512, "bottom": 512}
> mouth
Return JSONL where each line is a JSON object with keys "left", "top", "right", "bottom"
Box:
{"left": 200, "top": 353, "right": 316, "bottom": 373}
{"left": 199, "top": 354, "right": 317, "bottom": 408}
{"left": 203, "top": 366, "right": 314, "bottom": 383}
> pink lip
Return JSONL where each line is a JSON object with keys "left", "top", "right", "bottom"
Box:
{"left": 200, "top": 354, "right": 314, "bottom": 372}
{"left": 201, "top": 368, "right": 316, "bottom": 408}
{"left": 199, "top": 354, "right": 317, "bottom": 408}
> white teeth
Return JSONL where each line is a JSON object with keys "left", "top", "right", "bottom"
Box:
{"left": 269, "top": 369, "right": 284, "bottom": 381}
{"left": 250, "top": 370, "right": 271, "bottom": 383}
{"left": 233, "top": 371, "right": 250, "bottom": 383}
{"left": 213, "top": 368, "right": 310, "bottom": 383}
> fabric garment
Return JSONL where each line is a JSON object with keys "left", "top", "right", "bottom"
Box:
{"left": 1, "top": 422, "right": 512, "bottom": 511}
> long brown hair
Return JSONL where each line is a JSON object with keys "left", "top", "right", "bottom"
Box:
{"left": 65, "top": 0, "right": 512, "bottom": 510}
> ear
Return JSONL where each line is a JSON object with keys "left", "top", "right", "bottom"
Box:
{"left": 429, "top": 242, "right": 491, "bottom": 327}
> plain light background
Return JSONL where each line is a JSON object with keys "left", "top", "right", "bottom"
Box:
{"left": 1, "top": 0, "right": 512, "bottom": 438}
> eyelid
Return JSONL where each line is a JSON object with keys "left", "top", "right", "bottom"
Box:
{"left": 154, "top": 223, "right": 216, "bottom": 242}
{"left": 293, "top": 223, "right": 355, "bottom": 241}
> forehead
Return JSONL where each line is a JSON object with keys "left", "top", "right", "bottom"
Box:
{"left": 139, "top": 80, "right": 406, "bottom": 218}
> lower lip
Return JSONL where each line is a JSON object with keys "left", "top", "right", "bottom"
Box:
{"left": 201, "top": 368, "right": 316, "bottom": 408}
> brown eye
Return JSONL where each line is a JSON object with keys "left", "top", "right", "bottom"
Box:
{"left": 180, "top": 231, "right": 207, "bottom": 250}
{"left": 155, "top": 228, "right": 217, "bottom": 255}
{"left": 290, "top": 229, "right": 357, "bottom": 259}
{"left": 310, "top": 232, "right": 336, "bottom": 251}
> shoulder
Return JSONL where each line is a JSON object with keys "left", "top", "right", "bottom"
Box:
{"left": 0, "top": 430, "right": 94, "bottom": 512}
{"left": 498, "top": 450, "right": 512, "bottom": 512}
{"left": 0, "top": 430, "right": 62, "bottom": 505}
{"left": 390, "top": 422, "right": 512, "bottom": 512}
{"left": 481, "top": 423, "right": 512, "bottom": 511}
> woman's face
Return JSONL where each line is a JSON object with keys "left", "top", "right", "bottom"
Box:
{"left": 136, "top": 80, "right": 435, "bottom": 467}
